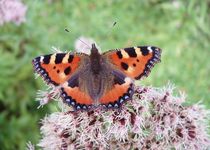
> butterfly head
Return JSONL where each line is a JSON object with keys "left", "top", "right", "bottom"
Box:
{"left": 90, "top": 43, "right": 99, "bottom": 54}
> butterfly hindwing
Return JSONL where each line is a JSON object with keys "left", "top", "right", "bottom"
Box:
{"left": 99, "top": 70, "right": 134, "bottom": 109}
{"left": 103, "top": 46, "right": 161, "bottom": 80}
{"left": 61, "top": 74, "right": 94, "bottom": 110}
{"left": 32, "top": 53, "right": 85, "bottom": 86}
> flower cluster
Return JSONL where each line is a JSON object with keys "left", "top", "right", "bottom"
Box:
{"left": 37, "top": 85, "right": 210, "bottom": 150}
{"left": 0, "top": 0, "right": 27, "bottom": 25}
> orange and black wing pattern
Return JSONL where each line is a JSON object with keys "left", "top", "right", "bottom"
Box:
{"left": 99, "top": 73, "right": 134, "bottom": 109}
{"left": 32, "top": 52, "right": 94, "bottom": 110}
{"left": 61, "top": 75, "right": 95, "bottom": 110}
{"left": 103, "top": 46, "right": 161, "bottom": 80}
{"left": 32, "top": 53, "right": 84, "bottom": 86}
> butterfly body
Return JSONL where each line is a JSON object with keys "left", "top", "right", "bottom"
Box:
{"left": 32, "top": 44, "right": 161, "bottom": 111}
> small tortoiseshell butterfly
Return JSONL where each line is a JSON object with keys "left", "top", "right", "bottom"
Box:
{"left": 32, "top": 44, "right": 161, "bottom": 110}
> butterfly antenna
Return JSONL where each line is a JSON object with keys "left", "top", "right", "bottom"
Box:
{"left": 106, "top": 21, "right": 117, "bottom": 37}
{"left": 64, "top": 28, "right": 92, "bottom": 49}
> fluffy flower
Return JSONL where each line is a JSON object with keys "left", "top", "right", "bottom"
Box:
{"left": 0, "top": 0, "right": 27, "bottom": 25}
{"left": 37, "top": 85, "right": 210, "bottom": 150}
{"left": 74, "top": 36, "right": 101, "bottom": 54}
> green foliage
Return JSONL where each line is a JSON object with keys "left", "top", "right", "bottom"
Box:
{"left": 0, "top": 0, "right": 209, "bottom": 149}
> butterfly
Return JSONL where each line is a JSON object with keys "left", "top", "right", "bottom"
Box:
{"left": 32, "top": 44, "right": 161, "bottom": 110}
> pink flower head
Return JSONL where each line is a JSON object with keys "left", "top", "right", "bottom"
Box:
{"left": 0, "top": 0, "right": 27, "bottom": 25}
{"left": 37, "top": 85, "right": 210, "bottom": 150}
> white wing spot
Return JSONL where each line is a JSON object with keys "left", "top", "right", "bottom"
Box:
{"left": 147, "top": 46, "right": 153, "bottom": 53}
{"left": 40, "top": 56, "right": 44, "bottom": 62}
{"left": 125, "top": 77, "right": 132, "bottom": 84}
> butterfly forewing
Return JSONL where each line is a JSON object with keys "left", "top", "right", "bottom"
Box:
{"left": 103, "top": 46, "right": 161, "bottom": 80}
{"left": 32, "top": 53, "right": 84, "bottom": 85}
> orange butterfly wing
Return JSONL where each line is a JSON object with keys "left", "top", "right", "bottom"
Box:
{"left": 32, "top": 52, "right": 95, "bottom": 110}
{"left": 32, "top": 53, "right": 85, "bottom": 85}
{"left": 99, "top": 73, "right": 134, "bottom": 108}
{"left": 61, "top": 82, "right": 94, "bottom": 110}
{"left": 98, "top": 46, "right": 161, "bottom": 108}
{"left": 103, "top": 46, "right": 161, "bottom": 80}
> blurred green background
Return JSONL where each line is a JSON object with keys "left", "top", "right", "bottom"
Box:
{"left": 0, "top": 0, "right": 209, "bottom": 149}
